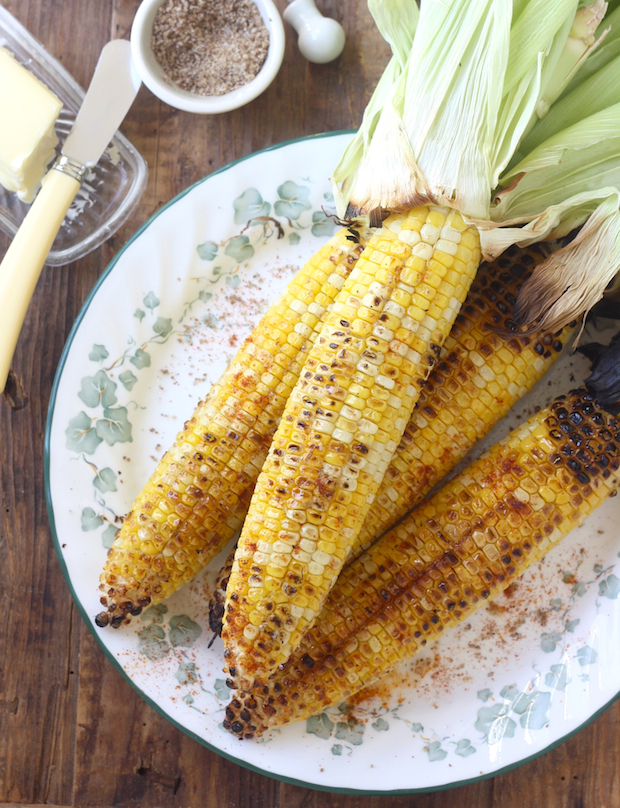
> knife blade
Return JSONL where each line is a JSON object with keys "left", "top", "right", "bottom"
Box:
{"left": 0, "top": 40, "right": 141, "bottom": 392}
{"left": 63, "top": 40, "right": 141, "bottom": 168}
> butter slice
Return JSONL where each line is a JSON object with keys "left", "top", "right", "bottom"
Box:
{"left": 0, "top": 47, "right": 63, "bottom": 203}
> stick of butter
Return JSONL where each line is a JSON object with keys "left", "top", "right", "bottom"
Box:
{"left": 0, "top": 46, "right": 63, "bottom": 203}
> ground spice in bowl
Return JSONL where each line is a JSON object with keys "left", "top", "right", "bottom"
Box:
{"left": 151, "top": 0, "right": 270, "bottom": 97}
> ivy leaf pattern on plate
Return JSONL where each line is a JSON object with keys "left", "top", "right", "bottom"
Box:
{"left": 225, "top": 235, "right": 254, "bottom": 263}
{"left": 197, "top": 240, "right": 218, "bottom": 261}
{"left": 89, "top": 344, "right": 109, "bottom": 362}
{"left": 93, "top": 467, "right": 118, "bottom": 493}
{"left": 274, "top": 181, "right": 312, "bottom": 220}
{"left": 78, "top": 370, "right": 118, "bottom": 409}
{"left": 233, "top": 188, "right": 271, "bottom": 223}
{"left": 95, "top": 406, "right": 132, "bottom": 446}
{"left": 80, "top": 507, "right": 103, "bottom": 531}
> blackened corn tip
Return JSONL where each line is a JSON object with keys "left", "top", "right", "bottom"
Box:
{"left": 208, "top": 549, "right": 234, "bottom": 636}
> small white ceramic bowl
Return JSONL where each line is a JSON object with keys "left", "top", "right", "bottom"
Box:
{"left": 130, "top": 0, "right": 285, "bottom": 114}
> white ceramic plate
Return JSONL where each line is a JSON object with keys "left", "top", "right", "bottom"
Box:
{"left": 46, "top": 132, "right": 620, "bottom": 794}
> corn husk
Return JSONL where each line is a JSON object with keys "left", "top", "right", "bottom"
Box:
{"left": 333, "top": 0, "right": 620, "bottom": 330}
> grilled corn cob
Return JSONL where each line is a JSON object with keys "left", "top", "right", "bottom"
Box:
{"left": 209, "top": 245, "right": 574, "bottom": 635}
{"left": 350, "top": 244, "right": 576, "bottom": 560}
{"left": 95, "top": 227, "right": 367, "bottom": 627}
{"left": 223, "top": 205, "right": 481, "bottom": 689}
{"left": 223, "top": 388, "right": 620, "bottom": 737}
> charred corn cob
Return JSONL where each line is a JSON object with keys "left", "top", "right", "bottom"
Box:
{"left": 223, "top": 388, "right": 620, "bottom": 737}
{"left": 223, "top": 205, "right": 481, "bottom": 689}
{"left": 209, "top": 245, "right": 574, "bottom": 635}
{"left": 95, "top": 227, "right": 367, "bottom": 627}
{"left": 349, "top": 244, "right": 576, "bottom": 560}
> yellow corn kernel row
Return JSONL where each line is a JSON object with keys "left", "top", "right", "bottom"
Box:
{"left": 95, "top": 228, "right": 367, "bottom": 627}
{"left": 349, "top": 244, "right": 576, "bottom": 560}
{"left": 223, "top": 389, "right": 620, "bottom": 737}
{"left": 208, "top": 245, "right": 573, "bottom": 636}
{"left": 223, "top": 205, "right": 481, "bottom": 689}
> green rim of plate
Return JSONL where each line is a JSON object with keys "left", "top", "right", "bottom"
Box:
{"left": 44, "top": 130, "right": 620, "bottom": 796}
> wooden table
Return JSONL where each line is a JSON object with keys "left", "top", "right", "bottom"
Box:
{"left": 1, "top": 1, "right": 618, "bottom": 805}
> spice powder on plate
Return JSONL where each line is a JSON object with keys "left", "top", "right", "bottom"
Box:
{"left": 152, "top": 0, "right": 270, "bottom": 97}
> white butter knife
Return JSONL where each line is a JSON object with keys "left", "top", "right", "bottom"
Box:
{"left": 0, "top": 39, "right": 141, "bottom": 392}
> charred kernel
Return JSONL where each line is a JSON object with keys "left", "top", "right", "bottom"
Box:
{"left": 95, "top": 612, "right": 110, "bottom": 627}
{"left": 231, "top": 721, "right": 244, "bottom": 734}
{"left": 534, "top": 343, "right": 544, "bottom": 355}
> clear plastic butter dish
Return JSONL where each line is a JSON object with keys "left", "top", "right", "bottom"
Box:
{"left": 0, "top": 4, "right": 148, "bottom": 266}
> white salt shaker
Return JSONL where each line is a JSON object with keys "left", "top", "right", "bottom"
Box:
{"left": 283, "top": 0, "right": 345, "bottom": 63}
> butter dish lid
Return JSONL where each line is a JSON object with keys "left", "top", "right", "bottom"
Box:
{"left": 0, "top": 5, "right": 148, "bottom": 267}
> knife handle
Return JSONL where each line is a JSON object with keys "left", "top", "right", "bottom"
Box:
{"left": 0, "top": 169, "right": 80, "bottom": 392}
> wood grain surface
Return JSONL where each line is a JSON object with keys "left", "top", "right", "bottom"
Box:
{"left": 0, "top": 1, "right": 617, "bottom": 806}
